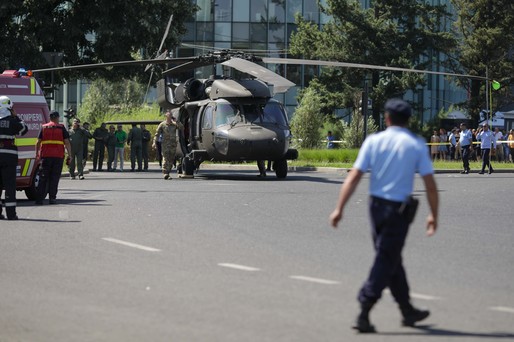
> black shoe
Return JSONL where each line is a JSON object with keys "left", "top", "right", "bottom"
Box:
{"left": 489, "top": 168, "right": 494, "bottom": 174}
{"left": 49, "top": 199, "right": 57, "bottom": 205}
{"left": 478, "top": 171, "right": 484, "bottom": 174}
{"left": 35, "top": 200, "right": 43, "bottom": 205}
{"left": 401, "top": 306, "right": 430, "bottom": 327}
{"left": 353, "top": 316, "right": 376, "bottom": 333}
{"left": 460, "top": 170, "right": 468, "bottom": 174}
{"left": 7, "top": 215, "right": 18, "bottom": 221}
{"left": 92, "top": 168, "right": 97, "bottom": 171}
{"left": 0, "top": 214, "right": 4, "bottom": 220}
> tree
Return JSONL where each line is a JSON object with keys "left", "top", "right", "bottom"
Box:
{"left": 290, "top": 87, "right": 325, "bottom": 148}
{"left": 80, "top": 78, "right": 146, "bottom": 125}
{"left": 289, "top": 0, "right": 456, "bottom": 125}
{"left": 451, "top": 0, "right": 514, "bottom": 123}
{"left": 0, "top": 1, "right": 198, "bottom": 82}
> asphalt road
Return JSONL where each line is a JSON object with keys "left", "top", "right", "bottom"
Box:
{"left": 2, "top": 165, "right": 513, "bottom": 342}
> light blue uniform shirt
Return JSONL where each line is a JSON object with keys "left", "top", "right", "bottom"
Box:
{"left": 459, "top": 129, "right": 472, "bottom": 147}
{"left": 353, "top": 126, "right": 434, "bottom": 202}
{"left": 477, "top": 130, "right": 496, "bottom": 149}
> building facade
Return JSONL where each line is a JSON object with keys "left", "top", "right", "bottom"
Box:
{"left": 178, "top": 0, "right": 468, "bottom": 122}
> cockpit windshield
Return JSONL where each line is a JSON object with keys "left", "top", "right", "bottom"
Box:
{"left": 241, "top": 101, "right": 288, "bottom": 126}
{"left": 215, "top": 102, "right": 239, "bottom": 127}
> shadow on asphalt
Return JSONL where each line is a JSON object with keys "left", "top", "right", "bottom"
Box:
{"left": 195, "top": 171, "right": 343, "bottom": 184}
{"left": 378, "top": 324, "right": 514, "bottom": 338}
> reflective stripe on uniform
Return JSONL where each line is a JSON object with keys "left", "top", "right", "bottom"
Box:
{"left": 15, "top": 137, "right": 38, "bottom": 146}
{"left": 0, "top": 149, "right": 17, "bottom": 155}
{"left": 41, "top": 140, "right": 64, "bottom": 145}
{"left": 4, "top": 202, "right": 16, "bottom": 207}
{"left": 0, "top": 135, "right": 15, "bottom": 139}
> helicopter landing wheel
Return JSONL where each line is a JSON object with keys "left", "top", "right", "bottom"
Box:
{"left": 274, "top": 159, "right": 288, "bottom": 179}
{"left": 180, "top": 156, "right": 195, "bottom": 178}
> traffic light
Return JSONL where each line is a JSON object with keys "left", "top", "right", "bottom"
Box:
{"left": 492, "top": 80, "right": 501, "bottom": 91}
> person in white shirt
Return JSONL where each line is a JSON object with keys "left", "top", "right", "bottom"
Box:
{"left": 476, "top": 124, "right": 495, "bottom": 174}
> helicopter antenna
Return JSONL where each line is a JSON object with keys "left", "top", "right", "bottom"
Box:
{"left": 143, "top": 14, "right": 174, "bottom": 104}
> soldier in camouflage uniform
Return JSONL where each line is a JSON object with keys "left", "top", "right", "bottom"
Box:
{"left": 68, "top": 118, "right": 88, "bottom": 179}
{"left": 153, "top": 110, "right": 183, "bottom": 179}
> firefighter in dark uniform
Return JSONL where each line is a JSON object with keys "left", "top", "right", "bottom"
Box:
{"left": 0, "top": 96, "right": 28, "bottom": 220}
{"left": 330, "top": 99, "right": 439, "bottom": 333}
{"left": 35, "top": 111, "right": 72, "bottom": 205}
{"left": 92, "top": 122, "right": 108, "bottom": 171}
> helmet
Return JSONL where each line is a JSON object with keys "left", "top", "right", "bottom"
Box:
{"left": 0, "top": 96, "right": 13, "bottom": 110}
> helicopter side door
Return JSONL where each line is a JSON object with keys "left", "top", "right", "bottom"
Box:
{"left": 198, "top": 104, "right": 215, "bottom": 150}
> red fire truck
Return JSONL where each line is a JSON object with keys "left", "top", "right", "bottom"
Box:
{"left": 0, "top": 69, "right": 50, "bottom": 200}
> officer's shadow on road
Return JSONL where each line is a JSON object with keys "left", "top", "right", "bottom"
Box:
{"left": 380, "top": 324, "right": 514, "bottom": 339}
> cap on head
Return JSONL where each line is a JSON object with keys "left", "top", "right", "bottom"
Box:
{"left": 49, "top": 111, "right": 60, "bottom": 119}
{"left": 73, "top": 118, "right": 80, "bottom": 124}
{"left": 384, "top": 98, "right": 411, "bottom": 118}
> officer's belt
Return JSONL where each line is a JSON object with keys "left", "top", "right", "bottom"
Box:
{"left": 371, "top": 196, "right": 403, "bottom": 207}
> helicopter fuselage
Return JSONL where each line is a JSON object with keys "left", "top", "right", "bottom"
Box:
{"left": 173, "top": 78, "right": 298, "bottom": 177}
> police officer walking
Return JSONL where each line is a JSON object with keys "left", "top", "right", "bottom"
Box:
{"left": 153, "top": 110, "right": 183, "bottom": 179}
{"left": 35, "top": 111, "right": 72, "bottom": 204}
{"left": 329, "top": 99, "right": 439, "bottom": 333}
{"left": 0, "top": 96, "right": 28, "bottom": 220}
{"left": 127, "top": 123, "right": 143, "bottom": 171}
{"left": 459, "top": 122, "right": 473, "bottom": 174}
{"left": 92, "top": 122, "right": 109, "bottom": 171}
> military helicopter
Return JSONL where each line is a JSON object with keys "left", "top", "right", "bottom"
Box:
{"left": 33, "top": 48, "right": 488, "bottom": 179}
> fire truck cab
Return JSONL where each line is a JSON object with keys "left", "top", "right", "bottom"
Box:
{"left": 0, "top": 69, "right": 49, "bottom": 200}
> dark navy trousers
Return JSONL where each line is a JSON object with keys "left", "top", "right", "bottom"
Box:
{"left": 37, "top": 157, "right": 64, "bottom": 201}
{"left": 358, "top": 197, "right": 410, "bottom": 307}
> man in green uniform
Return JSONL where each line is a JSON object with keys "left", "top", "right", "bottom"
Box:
{"left": 127, "top": 123, "right": 143, "bottom": 171}
{"left": 114, "top": 124, "right": 127, "bottom": 171}
{"left": 153, "top": 110, "right": 183, "bottom": 179}
{"left": 106, "top": 125, "right": 117, "bottom": 171}
{"left": 68, "top": 118, "right": 87, "bottom": 179}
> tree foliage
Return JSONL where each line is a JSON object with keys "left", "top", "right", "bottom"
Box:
{"left": 290, "top": 87, "right": 325, "bottom": 148}
{"left": 0, "top": 0, "right": 198, "bottom": 83}
{"left": 451, "top": 0, "right": 514, "bottom": 122}
{"left": 289, "top": 0, "right": 456, "bottom": 124}
{"left": 80, "top": 78, "right": 146, "bottom": 126}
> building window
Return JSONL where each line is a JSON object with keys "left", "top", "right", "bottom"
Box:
{"left": 233, "top": 0, "right": 250, "bottom": 21}
{"left": 196, "top": 0, "right": 214, "bottom": 21}
{"left": 250, "top": 23, "right": 267, "bottom": 42}
{"left": 196, "top": 22, "right": 214, "bottom": 41}
{"left": 251, "top": 0, "right": 268, "bottom": 22}
{"left": 215, "top": 0, "right": 232, "bottom": 21}
{"left": 269, "top": 0, "right": 286, "bottom": 24}
{"left": 215, "top": 23, "right": 232, "bottom": 41}
{"left": 233, "top": 23, "right": 250, "bottom": 41}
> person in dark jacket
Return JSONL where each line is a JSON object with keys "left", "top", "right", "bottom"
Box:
{"left": 0, "top": 96, "right": 28, "bottom": 220}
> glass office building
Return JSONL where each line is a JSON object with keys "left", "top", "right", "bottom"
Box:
{"left": 179, "top": 0, "right": 467, "bottom": 122}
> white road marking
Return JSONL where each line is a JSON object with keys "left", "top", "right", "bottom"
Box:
{"left": 384, "top": 289, "right": 441, "bottom": 301}
{"left": 218, "top": 263, "right": 260, "bottom": 272}
{"left": 489, "top": 306, "right": 514, "bottom": 314}
{"left": 102, "top": 238, "right": 161, "bottom": 252}
{"left": 289, "top": 275, "right": 340, "bottom": 285}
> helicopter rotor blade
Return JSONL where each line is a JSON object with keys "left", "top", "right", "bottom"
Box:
{"left": 33, "top": 57, "right": 197, "bottom": 73}
{"left": 262, "top": 57, "right": 488, "bottom": 81}
{"left": 222, "top": 58, "right": 295, "bottom": 94}
{"left": 158, "top": 14, "right": 173, "bottom": 55}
